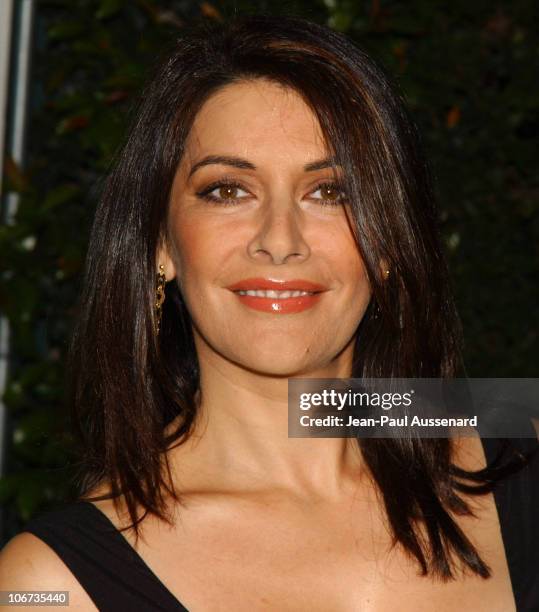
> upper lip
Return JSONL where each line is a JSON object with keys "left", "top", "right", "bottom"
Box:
{"left": 227, "top": 278, "right": 327, "bottom": 292}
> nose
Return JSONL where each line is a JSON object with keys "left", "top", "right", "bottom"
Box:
{"left": 246, "top": 196, "right": 310, "bottom": 265}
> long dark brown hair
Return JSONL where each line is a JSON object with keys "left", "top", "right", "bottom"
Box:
{"left": 67, "top": 14, "right": 536, "bottom": 581}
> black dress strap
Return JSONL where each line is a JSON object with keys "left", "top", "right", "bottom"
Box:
{"left": 480, "top": 421, "right": 539, "bottom": 612}
{"left": 23, "top": 501, "right": 189, "bottom": 611}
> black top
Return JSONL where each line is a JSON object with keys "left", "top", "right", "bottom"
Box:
{"left": 21, "top": 431, "right": 539, "bottom": 612}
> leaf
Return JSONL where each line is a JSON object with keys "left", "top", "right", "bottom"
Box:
{"left": 200, "top": 2, "right": 223, "bottom": 21}
{"left": 96, "top": 0, "right": 125, "bottom": 20}
{"left": 16, "top": 477, "right": 45, "bottom": 521}
{"left": 48, "top": 21, "right": 84, "bottom": 40}
{"left": 447, "top": 106, "right": 461, "bottom": 129}
{"left": 0, "top": 474, "right": 16, "bottom": 502}
{"left": 3, "top": 155, "right": 29, "bottom": 192}
{"left": 42, "top": 184, "right": 81, "bottom": 212}
{"left": 57, "top": 115, "right": 91, "bottom": 134}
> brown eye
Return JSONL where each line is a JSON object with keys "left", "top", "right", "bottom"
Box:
{"left": 321, "top": 185, "right": 339, "bottom": 200}
{"left": 196, "top": 180, "right": 250, "bottom": 204}
{"left": 310, "top": 182, "right": 347, "bottom": 206}
{"left": 218, "top": 185, "right": 239, "bottom": 199}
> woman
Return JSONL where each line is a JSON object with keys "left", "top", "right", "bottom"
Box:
{"left": 1, "top": 14, "right": 537, "bottom": 612}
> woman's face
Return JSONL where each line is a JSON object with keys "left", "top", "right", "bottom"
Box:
{"left": 160, "top": 79, "right": 372, "bottom": 377}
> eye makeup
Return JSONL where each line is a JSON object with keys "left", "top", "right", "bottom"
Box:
{"left": 195, "top": 178, "right": 348, "bottom": 207}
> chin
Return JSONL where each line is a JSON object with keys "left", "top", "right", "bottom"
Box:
{"left": 232, "top": 346, "right": 327, "bottom": 378}
{"left": 239, "top": 360, "right": 319, "bottom": 378}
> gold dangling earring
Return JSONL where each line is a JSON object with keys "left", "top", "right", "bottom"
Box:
{"left": 373, "top": 270, "right": 389, "bottom": 320}
{"left": 155, "top": 264, "right": 166, "bottom": 336}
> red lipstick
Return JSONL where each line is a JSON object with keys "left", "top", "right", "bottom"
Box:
{"left": 227, "top": 278, "right": 327, "bottom": 314}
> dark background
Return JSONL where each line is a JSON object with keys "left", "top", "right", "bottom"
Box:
{"left": 0, "top": 0, "right": 537, "bottom": 541}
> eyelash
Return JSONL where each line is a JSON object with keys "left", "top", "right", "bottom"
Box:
{"left": 195, "top": 179, "right": 348, "bottom": 207}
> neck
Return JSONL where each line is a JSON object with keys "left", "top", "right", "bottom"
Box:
{"left": 166, "top": 341, "right": 366, "bottom": 501}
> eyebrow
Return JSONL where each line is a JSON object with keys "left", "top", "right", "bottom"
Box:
{"left": 187, "top": 155, "right": 339, "bottom": 178}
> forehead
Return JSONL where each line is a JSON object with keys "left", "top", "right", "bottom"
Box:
{"left": 182, "top": 79, "right": 328, "bottom": 161}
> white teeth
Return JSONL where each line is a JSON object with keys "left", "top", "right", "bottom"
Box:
{"left": 236, "top": 289, "right": 314, "bottom": 298}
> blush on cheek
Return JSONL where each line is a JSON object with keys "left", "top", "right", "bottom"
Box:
{"left": 168, "top": 225, "right": 205, "bottom": 276}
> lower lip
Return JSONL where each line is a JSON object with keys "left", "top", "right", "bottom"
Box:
{"left": 232, "top": 292, "right": 324, "bottom": 313}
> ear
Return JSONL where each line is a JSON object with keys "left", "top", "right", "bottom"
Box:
{"left": 155, "top": 238, "right": 177, "bottom": 281}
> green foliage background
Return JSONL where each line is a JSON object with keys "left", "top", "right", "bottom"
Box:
{"left": 1, "top": 0, "right": 537, "bottom": 540}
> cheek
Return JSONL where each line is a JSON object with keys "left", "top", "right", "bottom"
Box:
{"left": 350, "top": 254, "right": 369, "bottom": 291}
{"left": 333, "top": 248, "right": 371, "bottom": 321}
{"left": 170, "top": 217, "right": 223, "bottom": 283}
{"left": 323, "top": 228, "right": 368, "bottom": 288}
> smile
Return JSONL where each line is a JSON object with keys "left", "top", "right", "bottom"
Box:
{"left": 231, "top": 289, "right": 323, "bottom": 313}
{"left": 235, "top": 289, "right": 316, "bottom": 298}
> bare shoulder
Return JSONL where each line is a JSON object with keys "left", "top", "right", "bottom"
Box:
{"left": 0, "top": 531, "right": 74, "bottom": 586}
{"left": 0, "top": 532, "right": 97, "bottom": 610}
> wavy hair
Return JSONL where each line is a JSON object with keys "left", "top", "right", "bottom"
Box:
{"left": 67, "top": 14, "right": 536, "bottom": 581}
